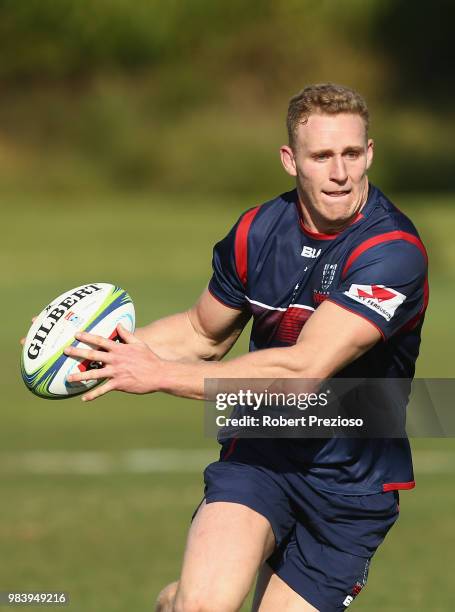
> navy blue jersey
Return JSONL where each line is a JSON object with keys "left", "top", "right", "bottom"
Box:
{"left": 209, "top": 184, "right": 429, "bottom": 494}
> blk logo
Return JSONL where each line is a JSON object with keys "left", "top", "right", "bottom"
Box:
{"left": 301, "top": 246, "right": 321, "bottom": 258}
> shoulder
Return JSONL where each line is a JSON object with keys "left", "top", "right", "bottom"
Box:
{"left": 225, "top": 190, "right": 299, "bottom": 287}
{"left": 234, "top": 188, "right": 299, "bottom": 246}
{"left": 237, "top": 189, "right": 297, "bottom": 227}
{"left": 344, "top": 187, "right": 428, "bottom": 279}
{"left": 362, "top": 185, "right": 424, "bottom": 240}
{"left": 236, "top": 189, "right": 299, "bottom": 244}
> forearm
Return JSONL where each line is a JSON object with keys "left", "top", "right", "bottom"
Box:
{"left": 155, "top": 302, "right": 377, "bottom": 401}
{"left": 157, "top": 344, "right": 317, "bottom": 400}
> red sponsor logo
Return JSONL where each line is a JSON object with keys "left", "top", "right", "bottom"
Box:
{"left": 356, "top": 285, "right": 397, "bottom": 302}
{"left": 351, "top": 582, "right": 363, "bottom": 597}
{"left": 344, "top": 284, "right": 406, "bottom": 321}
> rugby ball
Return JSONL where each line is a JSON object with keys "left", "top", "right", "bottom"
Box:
{"left": 21, "top": 283, "right": 135, "bottom": 399}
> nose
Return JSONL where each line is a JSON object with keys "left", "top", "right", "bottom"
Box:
{"left": 329, "top": 155, "right": 348, "bottom": 183}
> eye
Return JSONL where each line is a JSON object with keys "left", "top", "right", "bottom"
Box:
{"left": 314, "top": 153, "right": 330, "bottom": 161}
{"left": 345, "top": 150, "right": 361, "bottom": 160}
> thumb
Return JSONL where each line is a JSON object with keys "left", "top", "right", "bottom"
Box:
{"left": 116, "top": 323, "right": 142, "bottom": 344}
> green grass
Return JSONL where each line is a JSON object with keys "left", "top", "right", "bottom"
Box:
{"left": 0, "top": 472, "right": 454, "bottom": 611}
{"left": 1, "top": 192, "right": 454, "bottom": 611}
{"left": 0, "top": 473, "right": 202, "bottom": 612}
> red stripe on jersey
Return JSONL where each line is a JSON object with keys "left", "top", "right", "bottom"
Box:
{"left": 397, "top": 275, "right": 430, "bottom": 333}
{"left": 342, "top": 231, "right": 428, "bottom": 279}
{"left": 313, "top": 292, "right": 330, "bottom": 305}
{"left": 383, "top": 480, "right": 415, "bottom": 492}
{"left": 275, "top": 307, "right": 313, "bottom": 344}
{"left": 235, "top": 207, "right": 260, "bottom": 286}
{"left": 300, "top": 224, "right": 338, "bottom": 240}
{"left": 298, "top": 208, "right": 363, "bottom": 241}
{"left": 222, "top": 438, "right": 238, "bottom": 461}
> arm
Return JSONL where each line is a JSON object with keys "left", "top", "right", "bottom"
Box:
{"left": 157, "top": 300, "right": 380, "bottom": 399}
{"left": 64, "top": 300, "right": 380, "bottom": 401}
{"left": 65, "top": 233, "right": 426, "bottom": 402}
{"left": 134, "top": 289, "right": 250, "bottom": 362}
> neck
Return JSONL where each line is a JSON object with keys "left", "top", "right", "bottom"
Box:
{"left": 298, "top": 179, "right": 369, "bottom": 235}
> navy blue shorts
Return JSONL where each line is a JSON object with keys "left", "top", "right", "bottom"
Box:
{"left": 202, "top": 440, "right": 399, "bottom": 612}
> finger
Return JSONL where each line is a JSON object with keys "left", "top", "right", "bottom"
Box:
{"left": 74, "top": 331, "right": 115, "bottom": 350}
{"left": 117, "top": 323, "right": 141, "bottom": 344}
{"left": 64, "top": 346, "right": 112, "bottom": 363}
{"left": 67, "top": 367, "right": 111, "bottom": 384}
{"left": 82, "top": 380, "right": 116, "bottom": 402}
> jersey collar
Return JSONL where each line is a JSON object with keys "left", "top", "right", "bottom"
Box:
{"left": 295, "top": 183, "right": 379, "bottom": 241}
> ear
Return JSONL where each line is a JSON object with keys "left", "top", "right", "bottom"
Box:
{"left": 280, "top": 145, "right": 297, "bottom": 177}
{"left": 366, "top": 138, "right": 374, "bottom": 170}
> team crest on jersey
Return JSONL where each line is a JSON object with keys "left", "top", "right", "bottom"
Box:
{"left": 321, "top": 263, "right": 337, "bottom": 290}
{"left": 344, "top": 284, "right": 406, "bottom": 321}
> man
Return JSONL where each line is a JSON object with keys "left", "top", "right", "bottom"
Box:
{"left": 64, "top": 84, "right": 428, "bottom": 611}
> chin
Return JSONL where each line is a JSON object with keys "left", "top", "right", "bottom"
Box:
{"left": 320, "top": 204, "right": 353, "bottom": 220}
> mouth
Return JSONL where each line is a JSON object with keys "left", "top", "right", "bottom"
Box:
{"left": 322, "top": 189, "right": 352, "bottom": 198}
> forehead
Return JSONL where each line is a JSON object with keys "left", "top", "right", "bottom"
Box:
{"left": 295, "top": 112, "right": 367, "bottom": 150}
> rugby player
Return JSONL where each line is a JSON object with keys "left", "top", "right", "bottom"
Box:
{"left": 63, "top": 84, "right": 429, "bottom": 611}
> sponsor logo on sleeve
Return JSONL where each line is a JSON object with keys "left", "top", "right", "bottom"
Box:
{"left": 344, "top": 284, "right": 406, "bottom": 321}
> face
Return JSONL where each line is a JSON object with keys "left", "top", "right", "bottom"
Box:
{"left": 280, "top": 112, "right": 374, "bottom": 232}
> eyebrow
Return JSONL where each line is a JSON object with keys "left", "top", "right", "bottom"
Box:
{"left": 309, "top": 145, "right": 365, "bottom": 156}
{"left": 309, "top": 149, "right": 332, "bottom": 156}
{"left": 343, "top": 146, "right": 365, "bottom": 153}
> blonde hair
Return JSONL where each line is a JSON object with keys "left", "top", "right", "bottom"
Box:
{"left": 287, "top": 83, "right": 369, "bottom": 146}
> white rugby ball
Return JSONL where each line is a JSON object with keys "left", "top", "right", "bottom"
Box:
{"left": 21, "top": 283, "right": 135, "bottom": 399}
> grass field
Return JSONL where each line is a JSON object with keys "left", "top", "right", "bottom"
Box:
{"left": 1, "top": 192, "right": 454, "bottom": 611}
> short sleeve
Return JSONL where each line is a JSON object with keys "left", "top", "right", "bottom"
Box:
{"left": 208, "top": 217, "right": 247, "bottom": 310}
{"left": 328, "top": 239, "right": 428, "bottom": 339}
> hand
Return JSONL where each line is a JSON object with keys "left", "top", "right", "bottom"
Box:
{"left": 64, "top": 324, "right": 163, "bottom": 402}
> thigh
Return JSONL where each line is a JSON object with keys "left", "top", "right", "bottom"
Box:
{"left": 252, "top": 564, "right": 318, "bottom": 612}
{"left": 174, "top": 500, "right": 275, "bottom": 612}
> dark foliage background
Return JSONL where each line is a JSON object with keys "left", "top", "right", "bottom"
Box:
{"left": 0, "top": 0, "right": 453, "bottom": 197}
